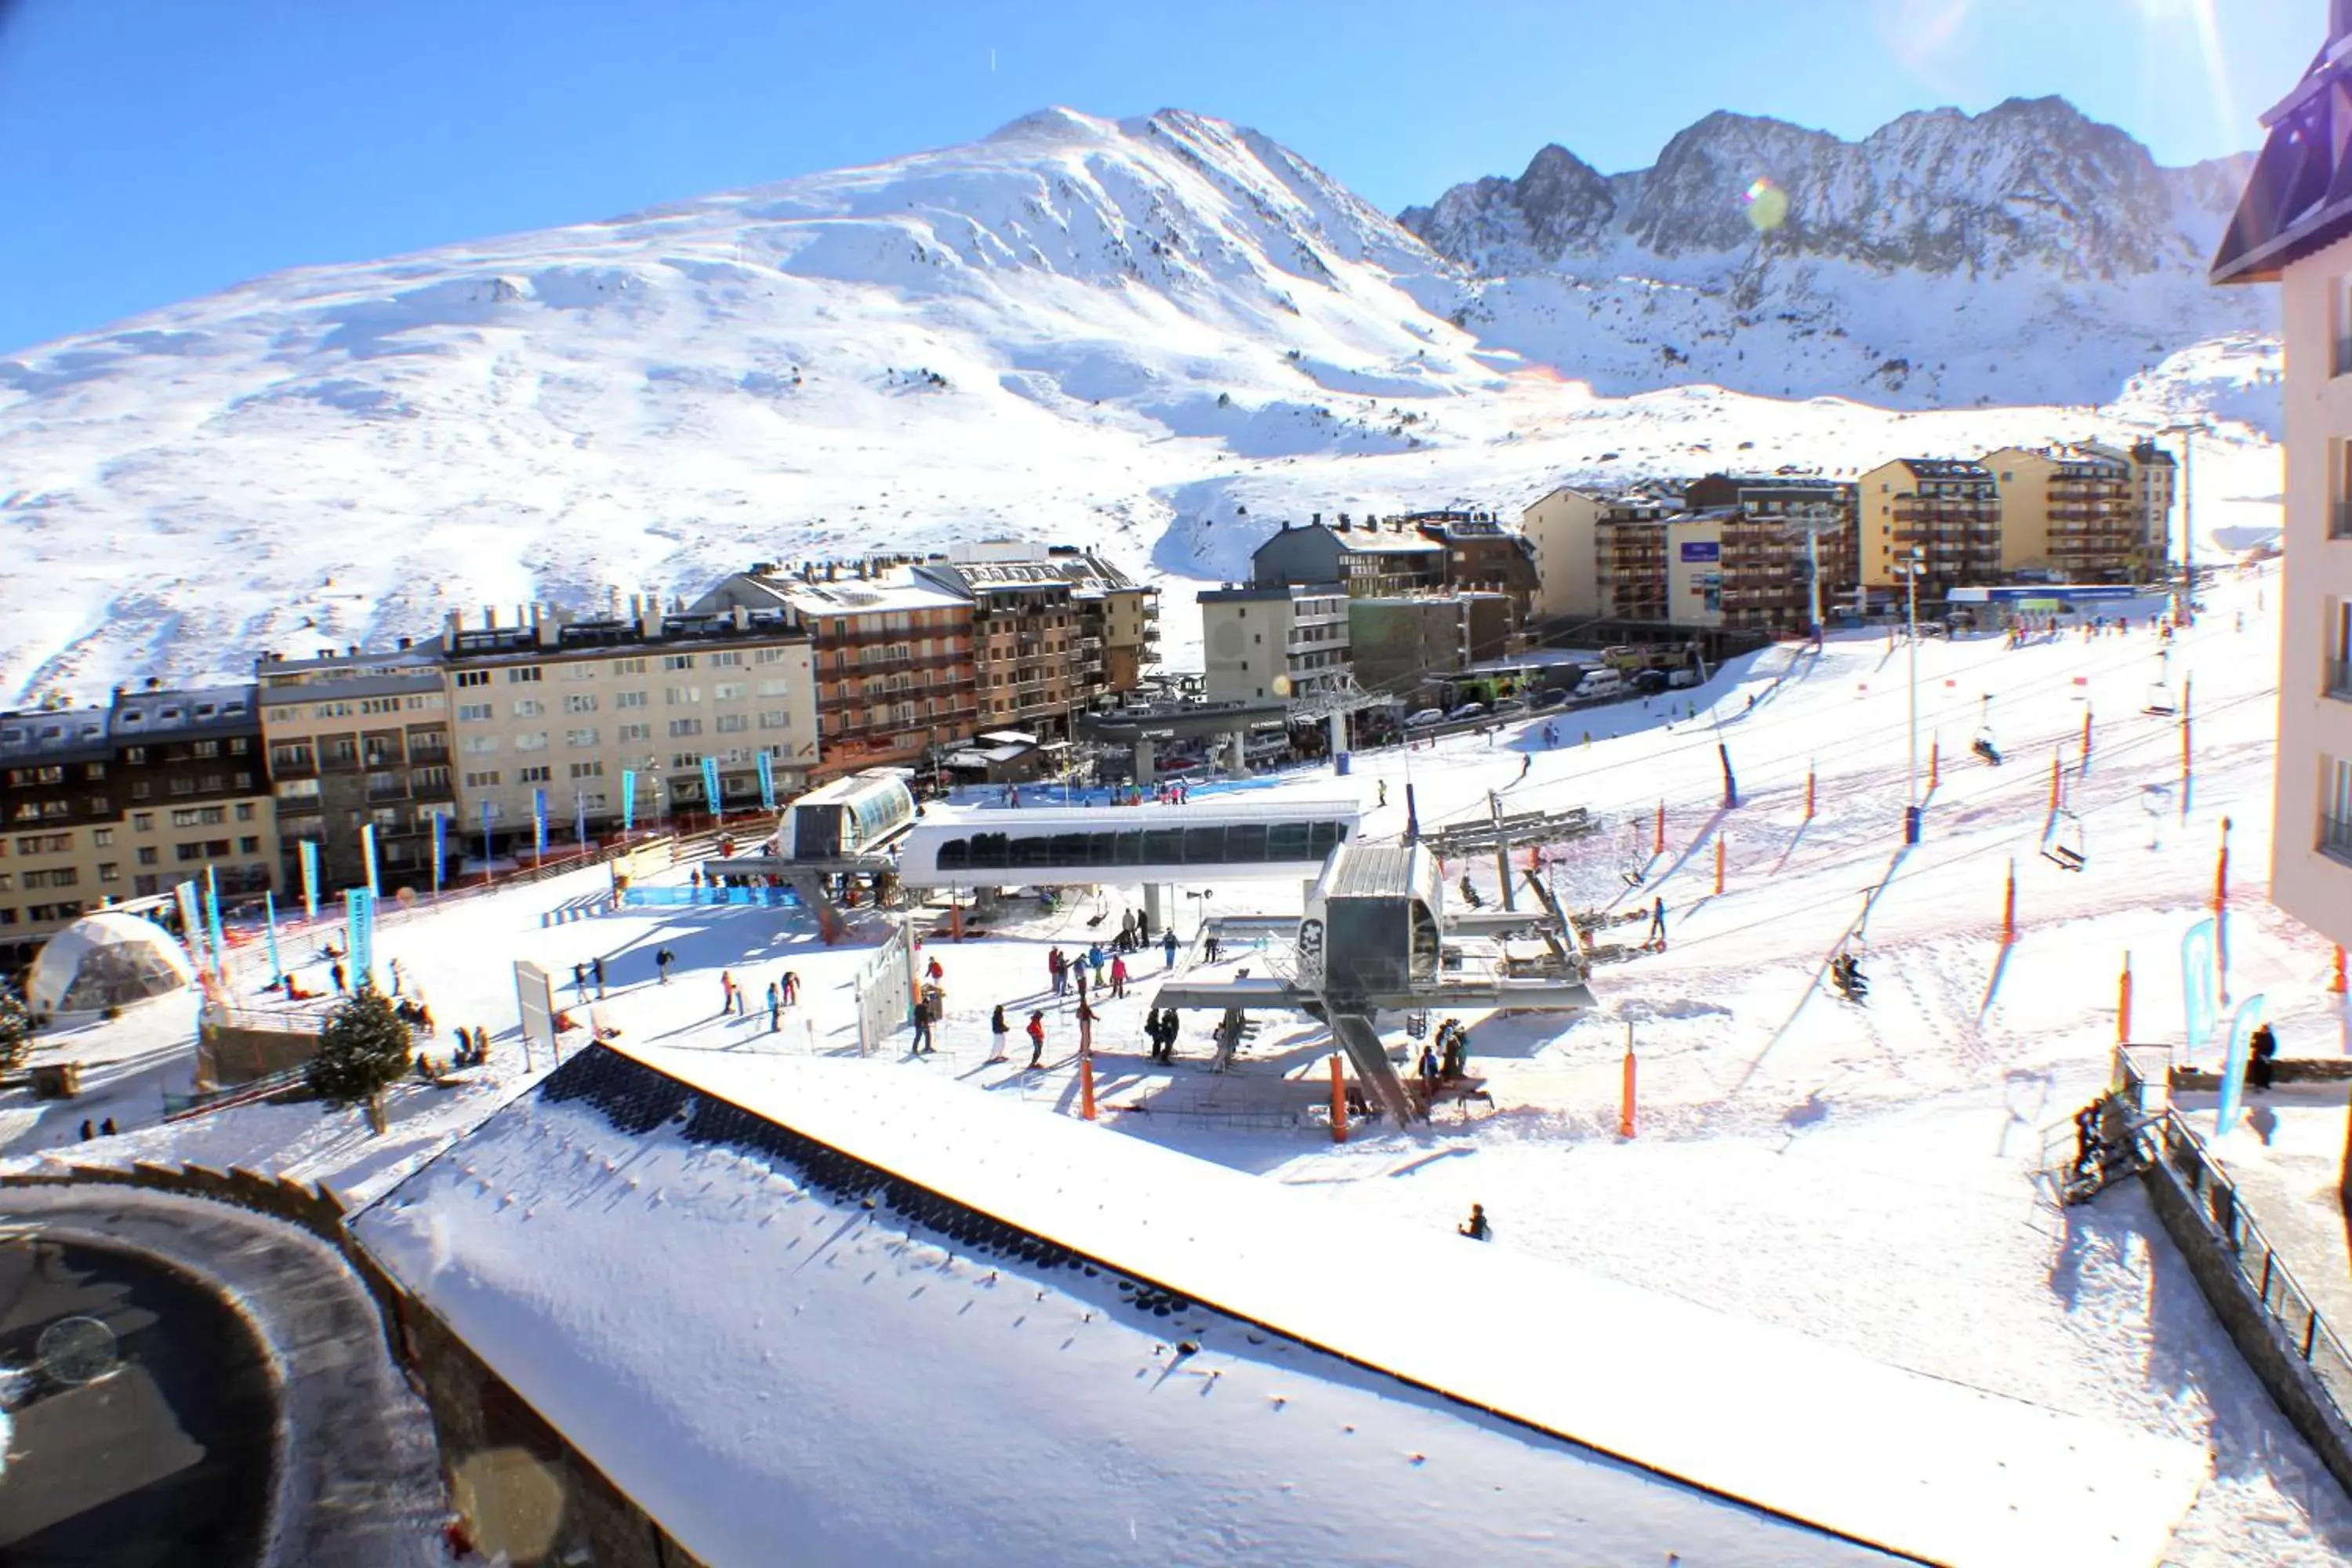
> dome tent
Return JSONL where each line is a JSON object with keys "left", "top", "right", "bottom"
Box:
{"left": 28, "top": 912, "right": 198, "bottom": 1017}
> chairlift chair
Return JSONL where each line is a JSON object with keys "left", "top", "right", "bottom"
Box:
{"left": 2041, "top": 810, "right": 2086, "bottom": 872}
{"left": 2142, "top": 681, "right": 2178, "bottom": 717}
{"left": 1971, "top": 727, "right": 2002, "bottom": 766}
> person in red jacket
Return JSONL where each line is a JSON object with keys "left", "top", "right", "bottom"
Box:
{"left": 1110, "top": 955, "right": 1128, "bottom": 1000}
{"left": 1025, "top": 1009, "right": 1047, "bottom": 1069}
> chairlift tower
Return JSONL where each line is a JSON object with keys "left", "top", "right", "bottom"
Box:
{"left": 1897, "top": 547, "right": 1926, "bottom": 844}
{"left": 1787, "top": 500, "right": 1843, "bottom": 637}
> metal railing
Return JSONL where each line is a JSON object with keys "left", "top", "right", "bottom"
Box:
{"left": 2154, "top": 1114, "right": 2352, "bottom": 1414}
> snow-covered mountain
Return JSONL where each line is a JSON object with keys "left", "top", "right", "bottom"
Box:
{"left": 1399, "top": 97, "right": 2270, "bottom": 408}
{"left": 0, "top": 103, "right": 2279, "bottom": 706}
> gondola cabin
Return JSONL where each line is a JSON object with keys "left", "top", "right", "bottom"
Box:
{"left": 780, "top": 772, "right": 917, "bottom": 862}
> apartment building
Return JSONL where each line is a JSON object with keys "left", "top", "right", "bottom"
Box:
{"left": 257, "top": 645, "right": 454, "bottom": 895}
{"left": 1985, "top": 445, "right": 2143, "bottom": 583}
{"left": 1857, "top": 459, "right": 2002, "bottom": 599}
{"left": 0, "top": 685, "right": 280, "bottom": 958}
{"left": 1596, "top": 511, "right": 1673, "bottom": 623}
{"left": 1198, "top": 584, "right": 1353, "bottom": 704}
{"left": 1410, "top": 511, "right": 1541, "bottom": 627}
{"left": 2211, "top": 3, "right": 2352, "bottom": 949}
{"left": 697, "top": 566, "right": 979, "bottom": 782}
{"left": 0, "top": 705, "right": 111, "bottom": 956}
{"left": 440, "top": 600, "right": 818, "bottom": 849}
{"left": 911, "top": 543, "right": 1160, "bottom": 739}
{"left": 2122, "top": 440, "right": 2180, "bottom": 579}
{"left": 1681, "top": 475, "right": 1857, "bottom": 634}
{"left": 1251, "top": 518, "right": 1446, "bottom": 597}
{"left": 1348, "top": 594, "right": 1514, "bottom": 706}
{"left": 1522, "top": 488, "right": 1677, "bottom": 623}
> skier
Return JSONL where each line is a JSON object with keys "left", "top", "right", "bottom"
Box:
{"left": 767, "top": 982, "right": 782, "bottom": 1033}
{"left": 1457, "top": 1203, "right": 1490, "bottom": 1241}
{"left": 926, "top": 954, "right": 945, "bottom": 984}
{"left": 591, "top": 957, "right": 606, "bottom": 998}
{"left": 1518, "top": 754, "right": 1532, "bottom": 782}
{"left": 390, "top": 957, "right": 405, "bottom": 995}
{"left": 1458, "top": 874, "right": 1483, "bottom": 909}
{"left": 1647, "top": 897, "right": 1667, "bottom": 949}
{"left": 2249, "top": 1022, "right": 2279, "bottom": 1091}
{"left": 330, "top": 961, "right": 347, "bottom": 994}
{"left": 1110, "top": 955, "right": 1128, "bottom": 1000}
{"left": 1048, "top": 948, "right": 1067, "bottom": 998}
{"left": 573, "top": 962, "right": 590, "bottom": 996}
{"left": 989, "top": 1003, "right": 1010, "bottom": 1063}
{"left": 1203, "top": 931, "right": 1222, "bottom": 964}
{"left": 1163, "top": 927, "right": 1179, "bottom": 969}
{"left": 782, "top": 971, "right": 799, "bottom": 1006}
{"left": 1377, "top": 779, "right": 1388, "bottom": 808}
{"left": 909, "top": 997, "right": 935, "bottom": 1055}
{"left": 101, "top": 1117, "right": 117, "bottom": 1136}
{"left": 1025, "top": 1009, "right": 1047, "bottom": 1069}
{"left": 78, "top": 1119, "right": 93, "bottom": 1142}
{"left": 719, "top": 971, "right": 735, "bottom": 1017}
{"left": 1076, "top": 998, "right": 1097, "bottom": 1057}
{"left": 1417, "top": 1044, "right": 1440, "bottom": 1101}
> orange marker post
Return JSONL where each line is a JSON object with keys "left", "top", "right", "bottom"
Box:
{"left": 1330, "top": 1054, "right": 1348, "bottom": 1145}
{"left": 2049, "top": 751, "right": 2063, "bottom": 812}
{"left": 1928, "top": 739, "right": 1939, "bottom": 793}
{"left": 2118, "top": 954, "right": 2132, "bottom": 1044}
{"left": 1080, "top": 1051, "right": 1098, "bottom": 1122}
{"left": 1619, "top": 1027, "right": 1638, "bottom": 1139}
{"left": 1806, "top": 763, "right": 1817, "bottom": 821}
{"left": 1654, "top": 801, "right": 1666, "bottom": 856}
{"left": 2215, "top": 816, "right": 2231, "bottom": 1005}
{"left": 1714, "top": 835, "right": 1726, "bottom": 895}
{"left": 2002, "top": 858, "right": 2016, "bottom": 946}
{"left": 2332, "top": 946, "right": 2347, "bottom": 997}
{"left": 2082, "top": 707, "right": 2093, "bottom": 768}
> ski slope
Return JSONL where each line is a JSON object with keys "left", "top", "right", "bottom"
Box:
{"left": 8, "top": 564, "right": 2344, "bottom": 1563}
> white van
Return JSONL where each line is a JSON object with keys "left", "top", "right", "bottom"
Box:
{"left": 1575, "top": 668, "right": 1625, "bottom": 699}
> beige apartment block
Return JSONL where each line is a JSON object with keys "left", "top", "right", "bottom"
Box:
{"left": 259, "top": 648, "right": 455, "bottom": 894}
{"left": 2211, "top": 10, "right": 2352, "bottom": 949}
{"left": 1857, "top": 459, "right": 2002, "bottom": 597}
{"left": 1198, "top": 583, "right": 1352, "bottom": 704}
{"left": 441, "top": 601, "right": 818, "bottom": 848}
{"left": 1522, "top": 488, "right": 1674, "bottom": 624}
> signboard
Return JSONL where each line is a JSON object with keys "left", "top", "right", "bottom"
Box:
{"left": 622, "top": 768, "right": 638, "bottom": 833}
{"left": 2182, "top": 918, "right": 2219, "bottom": 1058}
{"left": 2216, "top": 994, "right": 2269, "bottom": 1136}
{"left": 344, "top": 887, "right": 376, "bottom": 992}
{"left": 702, "top": 756, "right": 725, "bottom": 823}
{"left": 514, "top": 959, "right": 557, "bottom": 1070}
{"left": 360, "top": 821, "right": 379, "bottom": 897}
{"left": 1679, "top": 541, "right": 1722, "bottom": 563}
{"left": 299, "top": 840, "right": 320, "bottom": 920}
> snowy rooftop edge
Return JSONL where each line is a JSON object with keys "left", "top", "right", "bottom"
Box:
{"left": 362, "top": 1044, "right": 2206, "bottom": 1568}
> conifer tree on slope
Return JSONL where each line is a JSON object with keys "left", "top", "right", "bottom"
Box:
{"left": 307, "top": 986, "right": 410, "bottom": 1133}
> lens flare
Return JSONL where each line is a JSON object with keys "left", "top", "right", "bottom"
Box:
{"left": 1743, "top": 176, "right": 1789, "bottom": 233}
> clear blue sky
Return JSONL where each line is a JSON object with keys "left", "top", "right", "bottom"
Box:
{"left": 0, "top": 0, "right": 2314, "bottom": 354}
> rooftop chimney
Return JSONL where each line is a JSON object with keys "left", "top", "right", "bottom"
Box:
{"left": 535, "top": 604, "right": 559, "bottom": 649}
{"left": 639, "top": 590, "right": 662, "bottom": 642}
{"left": 731, "top": 604, "right": 749, "bottom": 632}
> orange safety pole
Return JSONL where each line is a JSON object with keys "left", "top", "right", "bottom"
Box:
{"left": 2215, "top": 815, "right": 2231, "bottom": 1005}
{"left": 1654, "top": 800, "right": 1665, "bottom": 855}
{"left": 2002, "top": 859, "right": 2016, "bottom": 945}
{"left": 1080, "top": 1051, "right": 1097, "bottom": 1122}
{"left": 2082, "top": 706, "right": 2093, "bottom": 767}
{"left": 950, "top": 900, "right": 964, "bottom": 942}
{"left": 1928, "top": 738, "right": 1939, "bottom": 793}
{"left": 1714, "top": 834, "right": 1726, "bottom": 895}
{"left": 1805, "top": 763, "right": 1816, "bottom": 821}
{"left": 2118, "top": 953, "right": 2132, "bottom": 1044}
{"left": 1619, "top": 1025, "right": 1638, "bottom": 1138}
{"left": 2048, "top": 750, "right": 2063, "bottom": 811}
{"left": 2332, "top": 946, "right": 2347, "bottom": 996}
{"left": 1330, "top": 1053, "right": 1348, "bottom": 1144}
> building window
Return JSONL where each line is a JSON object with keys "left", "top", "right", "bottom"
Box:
{"left": 563, "top": 693, "right": 598, "bottom": 713}
{"left": 566, "top": 728, "right": 599, "bottom": 748}
{"left": 568, "top": 760, "right": 604, "bottom": 779}
{"left": 2328, "top": 756, "right": 2352, "bottom": 863}
{"left": 240, "top": 837, "right": 260, "bottom": 854}
{"left": 710, "top": 650, "right": 744, "bottom": 667}
{"left": 91, "top": 827, "right": 113, "bottom": 847}
{"left": 457, "top": 670, "right": 490, "bottom": 688}
{"left": 614, "top": 690, "right": 648, "bottom": 710}
{"left": 662, "top": 654, "right": 697, "bottom": 671}
{"left": 714, "top": 713, "right": 748, "bottom": 733}
{"left": 713, "top": 681, "right": 747, "bottom": 701}
{"left": 234, "top": 803, "right": 253, "bottom": 822}
{"left": 506, "top": 666, "right": 543, "bottom": 684}
{"left": 461, "top": 735, "right": 499, "bottom": 757}
{"left": 613, "top": 658, "right": 646, "bottom": 675}
{"left": 136, "top": 846, "right": 158, "bottom": 866}
{"left": 517, "top": 765, "right": 552, "bottom": 783}
{"left": 457, "top": 702, "right": 493, "bottom": 722}
{"left": 617, "top": 723, "right": 652, "bottom": 743}
{"left": 668, "top": 718, "right": 703, "bottom": 738}
{"left": 463, "top": 770, "right": 502, "bottom": 789}
{"left": 132, "top": 811, "right": 154, "bottom": 832}
{"left": 513, "top": 699, "right": 545, "bottom": 718}
{"left": 514, "top": 732, "right": 550, "bottom": 752}
{"left": 664, "top": 686, "right": 701, "bottom": 706}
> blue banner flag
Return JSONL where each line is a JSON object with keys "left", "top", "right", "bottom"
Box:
{"left": 344, "top": 887, "right": 375, "bottom": 991}
{"left": 533, "top": 788, "right": 549, "bottom": 862}
{"left": 757, "top": 750, "right": 776, "bottom": 812}
{"left": 622, "top": 768, "right": 637, "bottom": 833}
{"left": 299, "top": 840, "right": 319, "bottom": 921}
{"left": 2216, "top": 993, "right": 2270, "bottom": 1136}
{"left": 702, "top": 756, "right": 724, "bottom": 824}
{"left": 265, "top": 891, "right": 284, "bottom": 985}
{"left": 431, "top": 811, "right": 448, "bottom": 893}
{"left": 360, "top": 820, "right": 379, "bottom": 897}
{"left": 2182, "top": 917, "right": 2220, "bottom": 1058}
{"left": 174, "top": 880, "right": 206, "bottom": 971}
{"left": 481, "top": 799, "right": 495, "bottom": 867}
{"left": 204, "top": 865, "right": 227, "bottom": 978}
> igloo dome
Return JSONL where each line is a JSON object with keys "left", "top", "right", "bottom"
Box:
{"left": 27, "top": 912, "right": 198, "bottom": 1017}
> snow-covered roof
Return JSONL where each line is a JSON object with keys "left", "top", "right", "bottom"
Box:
{"left": 354, "top": 1044, "right": 2205, "bottom": 1568}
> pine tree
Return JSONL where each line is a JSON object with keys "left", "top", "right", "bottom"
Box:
{"left": 307, "top": 988, "right": 411, "bottom": 1131}
{"left": 0, "top": 983, "right": 32, "bottom": 1073}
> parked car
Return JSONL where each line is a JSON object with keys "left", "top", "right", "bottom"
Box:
{"left": 1630, "top": 669, "right": 1671, "bottom": 695}
{"left": 1531, "top": 685, "right": 1571, "bottom": 710}
{"left": 1666, "top": 667, "right": 1700, "bottom": 689}
{"left": 1573, "top": 670, "right": 1624, "bottom": 699}
{"left": 1404, "top": 707, "right": 1446, "bottom": 729}
{"left": 1446, "top": 701, "right": 1489, "bottom": 723}
{"left": 1493, "top": 695, "right": 1530, "bottom": 717}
